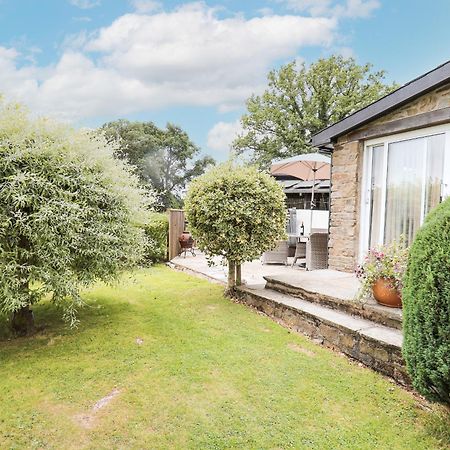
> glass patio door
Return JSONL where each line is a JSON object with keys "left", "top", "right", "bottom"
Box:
{"left": 361, "top": 127, "right": 449, "bottom": 255}
{"left": 384, "top": 137, "right": 425, "bottom": 245}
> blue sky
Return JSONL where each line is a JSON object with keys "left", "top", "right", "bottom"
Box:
{"left": 0, "top": 0, "right": 449, "bottom": 161}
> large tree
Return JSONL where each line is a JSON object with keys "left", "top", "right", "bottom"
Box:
{"left": 233, "top": 55, "right": 398, "bottom": 167}
{"left": 102, "top": 120, "right": 215, "bottom": 209}
{"left": 0, "top": 102, "right": 152, "bottom": 335}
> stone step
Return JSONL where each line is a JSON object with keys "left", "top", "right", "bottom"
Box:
{"left": 264, "top": 275, "right": 403, "bottom": 330}
{"left": 235, "top": 284, "right": 408, "bottom": 385}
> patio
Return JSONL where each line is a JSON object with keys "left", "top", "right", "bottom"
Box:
{"left": 170, "top": 250, "right": 401, "bottom": 328}
{"left": 170, "top": 250, "right": 357, "bottom": 290}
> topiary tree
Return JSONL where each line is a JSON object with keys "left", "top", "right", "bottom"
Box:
{"left": 185, "top": 162, "right": 286, "bottom": 289}
{"left": 0, "top": 101, "right": 153, "bottom": 335}
{"left": 403, "top": 197, "right": 450, "bottom": 405}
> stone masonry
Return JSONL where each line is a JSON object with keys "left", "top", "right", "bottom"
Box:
{"left": 328, "top": 82, "right": 450, "bottom": 272}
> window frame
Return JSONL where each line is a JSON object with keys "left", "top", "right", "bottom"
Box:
{"left": 359, "top": 123, "right": 450, "bottom": 260}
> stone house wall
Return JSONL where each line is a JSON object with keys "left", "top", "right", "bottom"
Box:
{"left": 328, "top": 82, "right": 450, "bottom": 272}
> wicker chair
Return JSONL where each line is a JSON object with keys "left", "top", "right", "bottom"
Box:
{"left": 311, "top": 228, "right": 328, "bottom": 234}
{"left": 306, "top": 232, "right": 328, "bottom": 270}
{"left": 262, "top": 240, "right": 289, "bottom": 265}
{"left": 291, "top": 241, "right": 306, "bottom": 267}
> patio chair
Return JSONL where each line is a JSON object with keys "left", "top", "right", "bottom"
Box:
{"left": 306, "top": 232, "right": 328, "bottom": 270}
{"left": 292, "top": 241, "right": 306, "bottom": 267}
{"left": 262, "top": 240, "right": 289, "bottom": 265}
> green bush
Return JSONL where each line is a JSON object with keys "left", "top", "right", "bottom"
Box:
{"left": 185, "top": 162, "right": 286, "bottom": 288}
{"left": 142, "top": 212, "right": 169, "bottom": 262}
{"left": 0, "top": 101, "right": 152, "bottom": 333}
{"left": 403, "top": 198, "right": 450, "bottom": 404}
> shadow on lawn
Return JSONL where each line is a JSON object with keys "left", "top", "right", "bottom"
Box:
{"left": 0, "top": 295, "right": 132, "bottom": 346}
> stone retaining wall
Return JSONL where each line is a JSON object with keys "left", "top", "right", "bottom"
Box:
{"left": 235, "top": 287, "right": 409, "bottom": 386}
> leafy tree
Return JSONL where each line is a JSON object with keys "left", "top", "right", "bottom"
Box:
{"left": 185, "top": 163, "right": 286, "bottom": 289}
{"left": 402, "top": 198, "right": 450, "bottom": 405}
{"left": 102, "top": 120, "right": 215, "bottom": 209}
{"left": 233, "top": 55, "right": 398, "bottom": 167}
{"left": 0, "top": 102, "right": 152, "bottom": 335}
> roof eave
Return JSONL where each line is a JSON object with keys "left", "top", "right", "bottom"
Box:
{"left": 312, "top": 60, "right": 450, "bottom": 148}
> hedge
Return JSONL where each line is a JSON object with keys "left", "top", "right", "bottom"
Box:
{"left": 402, "top": 197, "right": 450, "bottom": 404}
{"left": 143, "top": 212, "right": 169, "bottom": 262}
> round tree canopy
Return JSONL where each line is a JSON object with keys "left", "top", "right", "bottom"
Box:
{"left": 185, "top": 162, "right": 286, "bottom": 264}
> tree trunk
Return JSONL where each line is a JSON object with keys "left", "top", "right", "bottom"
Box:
{"left": 227, "top": 260, "right": 236, "bottom": 290}
{"left": 13, "top": 232, "right": 35, "bottom": 336}
{"left": 236, "top": 264, "right": 242, "bottom": 286}
{"left": 11, "top": 305, "right": 35, "bottom": 336}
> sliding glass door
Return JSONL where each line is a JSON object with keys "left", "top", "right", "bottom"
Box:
{"left": 361, "top": 127, "right": 449, "bottom": 255}
{"left": 368, "top": 144, "right": 384, "bottom": 249}
{"left": 384, "top": 137, "right": 426, "bottom": 245}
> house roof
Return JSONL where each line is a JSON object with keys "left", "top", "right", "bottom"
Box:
{"left": 278, "top": 179, "right": 330, "bottom": 194}
{"left": 312, "top": 60, "right": 450, "bottom": 148}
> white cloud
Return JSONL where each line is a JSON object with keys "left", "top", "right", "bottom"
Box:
{"left": 280, "top": 0, "right": 332, "bottom": 16}
{"left": 0, "top": 3, "right": 337, "bottom": 121}
{"left": 69, "top": 0, "right": 100, "bottom": 9}
{"left": 278, "top": 0, "right": 380, "bottom": 18}
{"left": 336, "top": 46, "right": 354, "bottom": 58}
{"left": 342, "top": 0, "right": 380, "bottom": 17}
{"left": 207, "top": 120, "right": 243, "bottom": 157}
{"left": 258, "top": 7, "right": 275, "bottom": 16}
{"left": 130, "top": 0, "right": 162, "bottom": 13}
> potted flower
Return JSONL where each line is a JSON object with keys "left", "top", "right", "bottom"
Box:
{"left": 355, "top": 238, "right": 408, "bottom": 308}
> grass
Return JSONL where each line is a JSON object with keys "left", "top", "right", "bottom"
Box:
{"left": 0, "top": 266, "right": 448, "bottom": 449}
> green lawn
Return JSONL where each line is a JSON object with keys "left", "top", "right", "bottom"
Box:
{"left": 0, "top": 266, "right": 448, "bottom": 449}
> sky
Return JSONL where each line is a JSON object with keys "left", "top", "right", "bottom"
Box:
{"left": 0, "top": 0, "right": 449, "bottom": 161}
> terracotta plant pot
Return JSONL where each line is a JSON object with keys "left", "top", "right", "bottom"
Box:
{"left": 372, "top": 278, "right": 402, "bottom": 308}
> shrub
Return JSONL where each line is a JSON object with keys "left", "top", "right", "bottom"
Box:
{"left": 142, "top": 212, "right": 169, "bottom": 262}
{"left": 185, "top": 162, "right": 286, "bottom": 289}
{"left": 0, "top": 101, "right": 153, "bottom": 334}
{"left": 403, "top": 198, "right": 450, "bottom": 404}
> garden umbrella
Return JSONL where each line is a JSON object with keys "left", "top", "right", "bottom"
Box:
{"left": 271, "top": 153, "right": 331, "bottom": 233}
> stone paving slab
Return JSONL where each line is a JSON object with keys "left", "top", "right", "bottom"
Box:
{"left": 264, "top": 271, "right": 360, "bottom": 301}
{"left": 265, "top": 274, "right": 402, "bottom": 329}
{"left": 171, "top": 251, "right": 308, "bottom": 285}
{"left": 171, "top": 251, "right": 402, "bottom": 329}
{"left": 241, "top": 284, "right": 402, "bottom": 348}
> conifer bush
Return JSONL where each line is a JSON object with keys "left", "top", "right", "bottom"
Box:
{"left": 403, "top": 197, "right": 450, "bottom": 404}
{"left": 0, "top": 101, "right": 152, "bottom": 334}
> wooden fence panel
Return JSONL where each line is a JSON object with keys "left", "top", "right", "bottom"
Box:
{"left": 168, "top": 209, "right": 185, "bottom": 260}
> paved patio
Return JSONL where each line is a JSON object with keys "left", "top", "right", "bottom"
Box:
{"left": 170, "top": 251, "right": 360, "bottom": 300}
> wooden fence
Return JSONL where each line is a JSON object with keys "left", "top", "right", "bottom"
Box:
{"left": 168, "top": 209, "right": 185, "bottom": 260}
